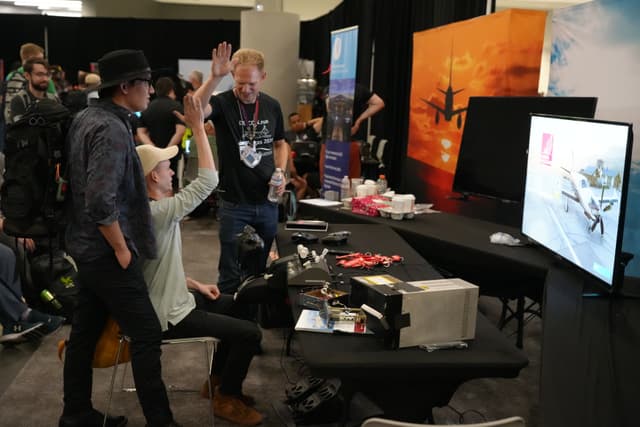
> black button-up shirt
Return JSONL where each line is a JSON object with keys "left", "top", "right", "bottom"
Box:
{"left": 65, "top": 100, "right": 156, "bottom": 263}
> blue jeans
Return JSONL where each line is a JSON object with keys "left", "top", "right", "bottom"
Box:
{"left": 217, "top": 200, "right": 278, "bottom": 294}
{"left": 0, "top": 243, "right": 28, "bottom": 325}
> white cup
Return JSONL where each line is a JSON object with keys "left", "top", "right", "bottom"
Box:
{"left": 391, "top": 195, "right": 415, "bottom": 212}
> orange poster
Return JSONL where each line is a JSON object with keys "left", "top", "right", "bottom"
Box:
{"left": 407, "top": 9, "right": 546, "bottom": 192}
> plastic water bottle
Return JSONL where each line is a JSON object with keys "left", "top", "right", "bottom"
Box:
{"left": 268, "top": 168, "right": 284, "bottom": 203}
{"left": 340, "top": 175, "right": 351, "bottom": 200}
{"left": 376, "top": 174, "right": 387, "bottom": 195}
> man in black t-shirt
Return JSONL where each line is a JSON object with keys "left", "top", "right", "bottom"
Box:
{"left": 195, "top": 42, "right": 288, "bottom": 294}
{"left": 138, "top": 77, "right": 185, "bottom": 190}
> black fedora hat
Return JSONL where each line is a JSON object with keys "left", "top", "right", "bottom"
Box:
{"left": 98, "top": 49, "right": 151, "bottom": 89}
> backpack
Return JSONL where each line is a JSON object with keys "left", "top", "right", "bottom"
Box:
{"left": 30, "top": 250, "right": 79, "bottom": 319}
{"left": 1, "top": 71, "right": 28, "bottom": 150}
{"left": 0, "top": 97, "right": 71, "bottom": 238}
{"left": 2, "top": 71, "right": 28, "bottom": 124}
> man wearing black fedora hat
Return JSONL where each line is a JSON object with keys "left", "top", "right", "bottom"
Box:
{"left": 61, "top": 49, "right": 179, "bottom": 427}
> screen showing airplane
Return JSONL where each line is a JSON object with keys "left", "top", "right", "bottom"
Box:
{"left": 522, "top": 114, "right": 633, "bottom": 287}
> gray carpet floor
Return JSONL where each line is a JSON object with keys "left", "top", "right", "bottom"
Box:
{"left": 0, "top": 215, "right": 541, "bottom": 426}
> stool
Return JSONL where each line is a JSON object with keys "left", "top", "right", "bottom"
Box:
{"left": 104, "top": 335, "right": 220, "bottom": 427}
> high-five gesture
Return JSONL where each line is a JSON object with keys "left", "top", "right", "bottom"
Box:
{"left": 174, "top": 94, "right": 203, "bottom": 129}
{"left": 211, "top": 41, "right": 236, "bottom": 78}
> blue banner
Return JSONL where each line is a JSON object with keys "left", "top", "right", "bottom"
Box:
{"left": 324, "top": 26, "right": 358, "bottom": 193}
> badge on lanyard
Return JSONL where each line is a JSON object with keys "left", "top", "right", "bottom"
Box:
{"left": 237, "top": 97, "right": 261, "bottom": 168}
{"left": 239, "top": 140, "right": 261, "bottom": 168}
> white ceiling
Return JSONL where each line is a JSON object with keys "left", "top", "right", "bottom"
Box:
{"left": 496, "top": 0, "right": 592, "bottom": 11}
{"left": 0, "top": 0, "right": 594, "bottom": 19}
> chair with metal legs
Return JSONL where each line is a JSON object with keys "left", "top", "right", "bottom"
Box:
{"left": 104, "top": 335, "right": 220, "bottom": 427}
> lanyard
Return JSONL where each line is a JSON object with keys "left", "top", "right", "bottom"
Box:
{"left": 237, "top": 97, "right": 260, "bottom": 148}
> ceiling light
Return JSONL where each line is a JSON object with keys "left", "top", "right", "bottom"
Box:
{"left": 14, "top": 0, "right": 82, "bottom": 11}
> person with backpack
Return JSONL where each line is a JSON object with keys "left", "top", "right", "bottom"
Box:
{"left": 2, "top": 42, "right": 57, "bottom": 125}
{"left": 8, "top": 58, "right": 60, "bottom": 124}
{"left": 60, "top": 49, "right": 177, "bottom": 427}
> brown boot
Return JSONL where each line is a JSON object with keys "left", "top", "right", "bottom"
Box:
{"left": 200, "top": 376, "right": 256, "bottom": 406}
{"left": 212, "top": 388, "right": 263, "bottom": 426}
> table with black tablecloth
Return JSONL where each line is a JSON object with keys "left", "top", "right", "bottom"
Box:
{"left": 295, "top": 203, "right": 554, "bottom": 347}
{"left": 276, "top": 223, "right": 529, "bottom": 422}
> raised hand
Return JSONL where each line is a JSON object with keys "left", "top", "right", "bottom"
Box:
{"left": 174, "top": 94, "right": 203, "bottom": 129}
{"left": 211, "top": 41, "right": 236, "bottom": 78}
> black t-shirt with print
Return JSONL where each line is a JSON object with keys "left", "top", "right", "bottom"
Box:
{"left": 209, "top": 90, "right": 285, "bottom": 204}
{"left": 140, "top": 96, "right": 184, "bottom": 149}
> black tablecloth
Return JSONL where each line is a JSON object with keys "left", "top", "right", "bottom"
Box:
{"left": 277, "top": 223, "right": 529, "bottom": 420}
{"left": 296, "top": 203, "right": 553, "bottom": 300}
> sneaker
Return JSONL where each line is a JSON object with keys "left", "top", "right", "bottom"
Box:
{"left": 212, "top": 388, "right": 263, "bottom": 426}
{"left": 0, "top": 321, "right": 46, "bottom": 345}
{"left": 26, "top": 309, "right": 65, "bottom": 335}
{"left": 200, "top": 377, "right": 256, "bottom": 406}
{"left": 58, "top": 409, "right": 127, "bottom": 427}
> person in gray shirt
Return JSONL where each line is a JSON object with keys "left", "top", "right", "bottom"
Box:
{"left": 138, "top": 94, "right": 263, "bottom": 426}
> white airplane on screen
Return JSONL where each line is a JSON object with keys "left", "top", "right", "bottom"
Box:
{"left": 561, "top": 167, "right": 617, "bottom": 235}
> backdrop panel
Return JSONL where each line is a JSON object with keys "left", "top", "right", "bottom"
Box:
{"left": 406, "top": 9, "right": 546, "bottom": 197}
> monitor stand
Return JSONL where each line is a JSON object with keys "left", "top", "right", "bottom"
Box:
{"left": 582, "top": 252, "right": 638, "bottom": 298}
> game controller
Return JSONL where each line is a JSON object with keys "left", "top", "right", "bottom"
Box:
{"left": 291, "top": 231, "right": 319, "bottom": 244}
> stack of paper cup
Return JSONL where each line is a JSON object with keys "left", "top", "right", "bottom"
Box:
{"left": 391, "top": 194, "right": 415, "bottom": 212}
{"left": 356, "top": 184, "right": 378, "bottom": 197}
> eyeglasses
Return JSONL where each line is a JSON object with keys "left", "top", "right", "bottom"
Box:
{"left": 130, "top": 78, "right": 153, "bottom": 86}
{"left": 32, "top": 72, "right": 52, "bottom": 78}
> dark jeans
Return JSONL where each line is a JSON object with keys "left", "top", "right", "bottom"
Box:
{"left": 62, "top": 254, "right": 173, "bottom": 427}
{"left": 0, "top": 243, "right": 27, "bottom": 324}
{"left": 217, "top": 200, "right": 278, "bottom": 294}
{"left": 163, "top": 293, "right": 262, "bottom": 395}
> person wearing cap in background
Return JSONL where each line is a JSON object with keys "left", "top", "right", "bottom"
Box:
{"left": 137, "top": 94, "right": 263, "bottom": 426}
{"left": 61, "top": 49, "right": 179, "bottom": 427}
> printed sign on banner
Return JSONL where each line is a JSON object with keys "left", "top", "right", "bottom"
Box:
{"left": 323, "top": 26, "right": 358, "bottom": 194}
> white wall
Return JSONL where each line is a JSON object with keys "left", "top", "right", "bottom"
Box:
{"left": 283, "top": 0, "right": 342, "bottom": 21}
{"left": 240, "top": 10, "right": 299, "bottom": 119}
{"left": 83, "top": 0, "right": 245, "bottom": 19}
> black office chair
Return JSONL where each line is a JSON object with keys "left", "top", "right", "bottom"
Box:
{"left": 233, "top": 226, "right": 293, "bottom": 328}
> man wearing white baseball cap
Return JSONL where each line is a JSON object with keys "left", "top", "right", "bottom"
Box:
{"left": 137, "top": 95, "right": 263, "bottom": 426}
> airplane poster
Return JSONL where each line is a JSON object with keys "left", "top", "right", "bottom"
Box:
{"left": 406, "top": 9, "right": 546, "bottom": 194}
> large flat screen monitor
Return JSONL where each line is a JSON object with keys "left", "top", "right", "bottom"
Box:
{"left": 521, "top": 114, "right": 633, "bottom": 288}
{"left": 453, "top": 96, "right": 597, "bottom": 203}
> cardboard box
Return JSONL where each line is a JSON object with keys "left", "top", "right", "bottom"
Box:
{"left": 350, "top": 275, "right": 479, "bottom": 348}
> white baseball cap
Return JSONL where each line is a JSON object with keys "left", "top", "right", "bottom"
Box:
{"left": 136, "top": 145, "right": 178, "bottom": 176}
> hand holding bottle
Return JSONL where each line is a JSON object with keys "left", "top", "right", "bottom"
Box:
{"left": 268, "top": 168, "right": 285, "bottom": 203}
